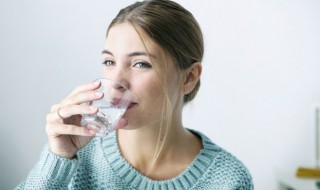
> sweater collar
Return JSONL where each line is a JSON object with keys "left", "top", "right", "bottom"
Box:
{"left": 101, "top": 129, "right": 221, "bottom": 189}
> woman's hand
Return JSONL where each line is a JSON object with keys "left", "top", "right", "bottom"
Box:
{"left": 45, "top": 81, "right": 103, "bottom": 158}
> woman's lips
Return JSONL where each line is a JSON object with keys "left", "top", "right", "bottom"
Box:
{"left": 110, "top": 98, "right": 137, "bottom": 109}
{"left": 127, "top": 102, "right": 137, "bottom": 110}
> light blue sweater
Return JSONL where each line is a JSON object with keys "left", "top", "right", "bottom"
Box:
{"left": 16, "top": 130, "right": 253, "bottom": 189}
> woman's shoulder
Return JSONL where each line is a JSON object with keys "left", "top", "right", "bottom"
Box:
{"left": 189, "top": 129, "right": 253, "bottom": 189}
{"left": 193, "top": 129, "right": 250, "bottom": 172}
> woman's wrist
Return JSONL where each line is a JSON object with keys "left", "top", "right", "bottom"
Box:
{"left": 48, "top": 147, "right": 77, "bottom": 159}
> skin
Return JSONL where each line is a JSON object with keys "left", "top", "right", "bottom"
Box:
{"left": 46, "top": 22, "right": 203, "bottom": 180}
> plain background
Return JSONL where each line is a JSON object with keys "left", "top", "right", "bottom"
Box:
{"left": 1, "top": 0, "right": 320, "bottom": 189}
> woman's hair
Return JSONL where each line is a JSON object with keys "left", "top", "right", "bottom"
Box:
{"left": 108, "top": 0, "right": 204, "bottom": 103}
{"left": 107, "top": 0, "right": 204, "bottom": 175}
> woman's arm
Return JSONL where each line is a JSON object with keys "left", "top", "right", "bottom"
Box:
{"left": 15, "top": 145, "right": 79, "bottom": 190}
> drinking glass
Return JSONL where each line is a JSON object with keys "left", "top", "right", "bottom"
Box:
{"left": 81, "top": 78, "right": 133, "bottom": 137}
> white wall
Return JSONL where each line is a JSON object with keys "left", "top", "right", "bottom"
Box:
{"left": 1, "top": 0, "right": 319, "bottom": 189}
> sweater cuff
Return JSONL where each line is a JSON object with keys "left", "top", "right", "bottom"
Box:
{"left": 37, "top": 146, "right": 79, "bottom": 184}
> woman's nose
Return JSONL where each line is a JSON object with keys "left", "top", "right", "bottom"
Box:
{"left": 104, "top": 67, "right": 130, "bottom": 91}
{"left": 111, "top": 80, "right": 128, "bottom": 91}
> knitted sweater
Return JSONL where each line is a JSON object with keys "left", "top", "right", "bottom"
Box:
{"left": 16, "top": 130, "right": 253, "bottom": 190}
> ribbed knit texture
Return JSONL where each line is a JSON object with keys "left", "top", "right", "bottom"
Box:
{"left": 16, "top": 130, "right": 253, "bottom": 190}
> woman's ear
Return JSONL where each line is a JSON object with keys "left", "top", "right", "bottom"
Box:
{"left": 183, "top": 62, "right": 202, "bottom": 95}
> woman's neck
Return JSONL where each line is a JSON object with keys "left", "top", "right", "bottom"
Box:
{"left": 117, "top": 121, "right": 203, "bottom": 180}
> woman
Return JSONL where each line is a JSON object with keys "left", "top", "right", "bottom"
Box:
{"left": 16, "top": 0, "right": 253, "bottom": 189}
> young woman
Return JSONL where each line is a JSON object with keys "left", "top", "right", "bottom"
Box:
{"left": 16, "top": 0, "right": 253, "bottom": 189}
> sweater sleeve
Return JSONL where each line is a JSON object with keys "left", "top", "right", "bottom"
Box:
{"left": 237, "top": 168, "right": 254, "bottom": 190}
{"left": 15, "top": 145, "right": 79, "bottom": 190}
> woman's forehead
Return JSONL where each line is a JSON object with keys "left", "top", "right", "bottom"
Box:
{"left": 105, "top": 23, "right": 160, "bottom": 57}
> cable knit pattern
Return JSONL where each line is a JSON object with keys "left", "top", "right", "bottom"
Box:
{"left": 16, "top": 130, "right": 253, "bottom": 189}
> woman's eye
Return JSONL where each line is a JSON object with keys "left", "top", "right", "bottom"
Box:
{"left": 133, "top": 62, "right": 151, "bottom": 68}
{"left": 103, "top": 60, "right": 115, "bottom": 66}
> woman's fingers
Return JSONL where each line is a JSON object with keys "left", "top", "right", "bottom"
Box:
{"left": 47, "top": 105, "right": 97, "bottom": 121}
{"left": 50, "top": 81, "right": 102, "bottom": 115}
{"left": 62, "top": 90, "right": 103, "bottom": 109}
{"left": 56, "top": 105, "right": 98, "bottom": 120}
{"left": 50, "top": 81, "right": 99, "bottom": 111}
{"left": 46, "top": 104, "right": 99, "bottom": 137}
{"left": 68, "top": 90, "right": 103, "bottom": 106}
{"left": 46, "top": 123, "right": 96, "bottom": 137}
{"left": 45, "top": 82, "right": 103, "bottom": 158}
{"left": 66, "top": 81, "right": 101, "bottom": 100}
{"left": 49, "top": 90, "right": 103, "bottom": 117}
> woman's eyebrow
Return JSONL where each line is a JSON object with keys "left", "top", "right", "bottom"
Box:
{"left": 128, "top": 52, "right": 155, "bottom": 58}
{"left": 102, "top": 50, "right": 113, "bottom": 55}
{"left": 102, "top": 50, "right": 155, "bottom": 58}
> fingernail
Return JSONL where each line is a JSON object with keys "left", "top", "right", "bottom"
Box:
{"left": 93, "top": 81, "right": 100, "bottom": 86}
{"left": 88, "top": 106, "right": 97, "bottom": 111}
{"left": 94, "top": 92, "right": 103, "bottom": 97}
{"left": 88, "top": 129, "right": 96, "bottom": 135}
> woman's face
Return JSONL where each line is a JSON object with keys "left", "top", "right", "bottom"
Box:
{"left": 102, "top": 23, "right": 182, "bottom": 130}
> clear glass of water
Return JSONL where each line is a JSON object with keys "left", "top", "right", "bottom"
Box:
{"left": 81, "top": 78, "right": 133, "bottom": 137}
